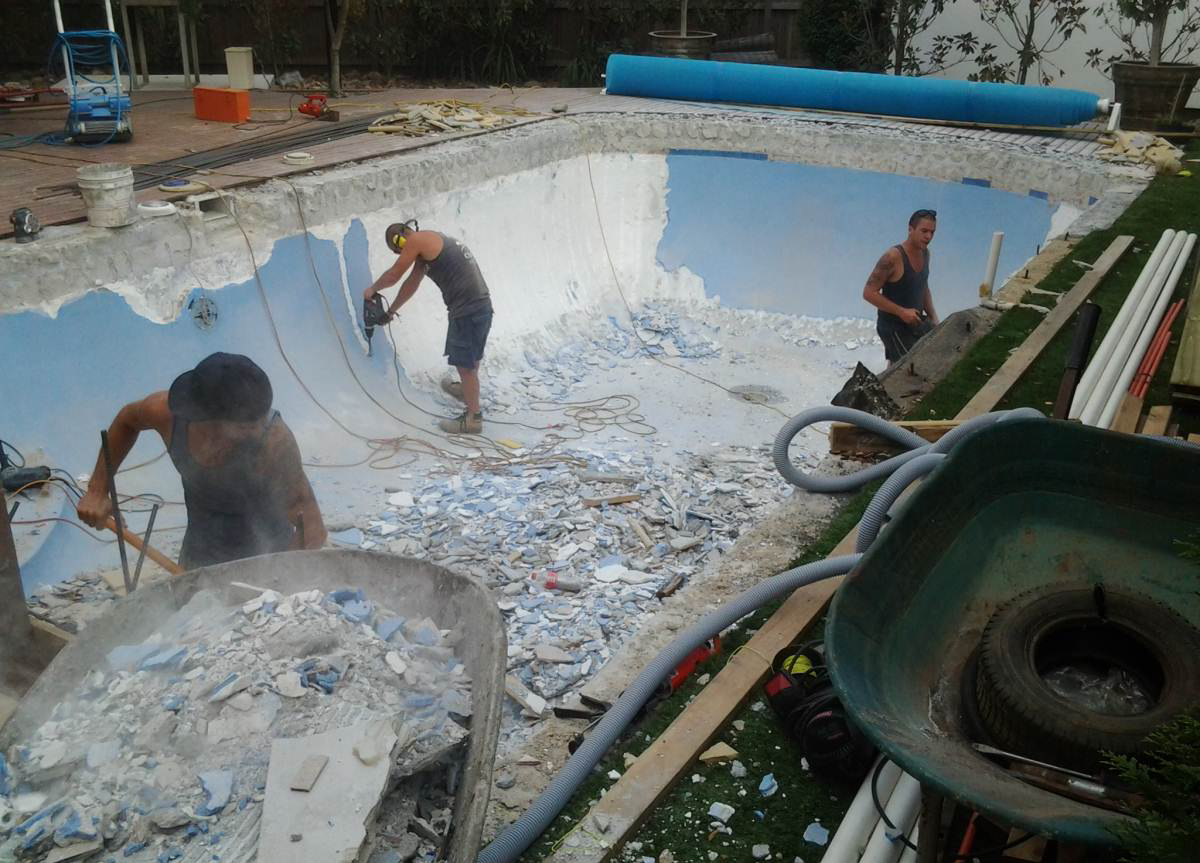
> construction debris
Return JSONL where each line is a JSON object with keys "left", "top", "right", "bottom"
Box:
{"left": 0, "top": 586, "right": 471, "bottom": 862}
{"left": 698, "top": 742, "right": 738, "bottom": 765}
{"left": 368, "top": 100, "right": 534, "bottom": 138}
{"left": 1097, "top": 130, "right": 1184, "bottom": 174}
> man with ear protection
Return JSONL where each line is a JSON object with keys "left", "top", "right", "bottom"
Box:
{"left": 364, "top": 220, "right": 494, "bottom": 435}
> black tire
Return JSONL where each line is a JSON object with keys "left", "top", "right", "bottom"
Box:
{"left": 975, "top": 583, "right": 1200, "bottom": 772}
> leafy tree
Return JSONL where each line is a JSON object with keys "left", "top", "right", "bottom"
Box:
{"left": 1087, "top": 0, "right": 1200, "bottom": 69}
{"left": 975, "top": 0, "right": 1089, "bottom": 85}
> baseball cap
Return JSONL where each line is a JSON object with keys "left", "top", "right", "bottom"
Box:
{"left": 168, "top": 353, "right": 273, "bottom": 422}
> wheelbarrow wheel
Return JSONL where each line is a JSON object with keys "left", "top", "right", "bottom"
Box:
{"left": 975, "top": 583, "right": 1200, "bottom": 772}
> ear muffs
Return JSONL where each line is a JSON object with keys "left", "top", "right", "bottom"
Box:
{"left": 386, "top": 219, "right": 420, "bottom": 254}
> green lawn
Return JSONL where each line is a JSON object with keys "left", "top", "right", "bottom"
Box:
{"left": 519, "top": 144, "right": 1200, "bottom": 862}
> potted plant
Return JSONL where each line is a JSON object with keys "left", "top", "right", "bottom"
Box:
{"left": 1088, "top": 1, "right": 1200, "bottom": 129}
{"left": 649, "top": 0, "right": 716, "bottom": 60}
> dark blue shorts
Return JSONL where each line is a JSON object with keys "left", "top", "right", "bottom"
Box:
{"left": 445, "top": 308, "right": 493, "bottom": 368}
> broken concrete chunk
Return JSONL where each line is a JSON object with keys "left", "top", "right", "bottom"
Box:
{"left": 533, "top": 645, "right": 573, "bottom": 664}
{"left": 504, "top": 675, "right": 546, "bottom": 717}
{"left": 730, "top": 760, "right": 747, "bottom": 778}
{"left": 707, "top": 802, "right": 735, "bottom": 823}
{"left": 669, "top": 536, "right": 702, "bottom": 552}
{"left": 752, "top": 844, "right": 771, "bottom": 859}
{"left": 385, "top": 651, "right": 408, "bottom": 675}
{"left": 274, "top": 671, "right": 307, "bottom": 698}
{"left": 258, "top": 719, "right": 399, "bottom": 863}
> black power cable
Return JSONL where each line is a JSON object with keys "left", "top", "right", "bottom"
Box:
{"left": 870, "top": 758, "right": 1037, "bottom": 860}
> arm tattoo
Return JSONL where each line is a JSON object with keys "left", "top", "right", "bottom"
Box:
{"left": 865, "top": 251, "right": 894, "bottom": 291}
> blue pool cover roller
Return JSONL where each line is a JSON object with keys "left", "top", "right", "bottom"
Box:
{"left": 605, "top": 54, "right": 1104, "bottom": 127}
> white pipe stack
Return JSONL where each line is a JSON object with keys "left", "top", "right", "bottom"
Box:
{"left": 1097, "top": 231, "right": 1197, "bottom": 427}
{"left": 1070, "top": 230, "right": 1176, "bottom": 419}
{"left": 1079, "top": 230, "right": 1188, "bottom": 425}
{"left": 859, "top": 772, "right": 923, "bottom": 863}
{"left": 1072, "top": 229, "right": 1198, "bottom": 426}
{"left": 821, "top": 759, "right": 903, "bottom": 863}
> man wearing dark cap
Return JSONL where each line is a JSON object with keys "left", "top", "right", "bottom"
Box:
{"left": 77, "top": 353, "right": 327, "bottom": 570}
{"left": 363, "top": 220, "right": 493, "bottom": 435}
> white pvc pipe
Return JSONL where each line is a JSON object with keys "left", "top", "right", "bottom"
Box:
{"left": 896, "top": 824, "right": 920, "bottom": 863}
{"left": 860, "top": 772, "right": 922, "bottom": 863}
{"left": 821, "top": 758, "right": 903, "bottom": 863}
{"left": 979, "top": 231, "right": 1004, "bottom": 299}
{"left": 1098, "top": 232, "right": 1197, "bottom": 427}
{"left": 1080, "top": 231, "right": 1188, "bottom": 425}
{"left": 1070, "top": 230, "right": 1176, "bottom": 419}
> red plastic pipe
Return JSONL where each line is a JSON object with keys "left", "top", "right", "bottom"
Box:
{"left": 1133, "top": 299, "right": 1185, "bottom": 398}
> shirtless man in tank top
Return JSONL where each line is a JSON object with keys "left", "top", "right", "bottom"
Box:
{"left": 364, "top": 220, "right": 494, "bottom": 435}
{"left": 863, "top": 209, "right": 940, "bottom": 364}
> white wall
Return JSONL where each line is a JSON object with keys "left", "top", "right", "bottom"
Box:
{"left": 911, "top": 1, "right": 1200, "bottom": 107}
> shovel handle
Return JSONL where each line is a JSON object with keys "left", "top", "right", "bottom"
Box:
{"left": 103, "top": 516, "right": 183, "bottom": 576}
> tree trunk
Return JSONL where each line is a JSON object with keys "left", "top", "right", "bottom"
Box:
{"left": 326, "top": 0, "right": 352, "bottom": 96}
{"left": 1150, "top": 8, "right": 1168, "bottom": 66}
{"left": 1017, "top": 0, "right": 1037, "bottom": 85}
{"left": 894, "top": 0, "right": 910, "bottom": 75}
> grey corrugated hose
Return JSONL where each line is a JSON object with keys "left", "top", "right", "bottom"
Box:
{"left": 478, "top": 406, "right": 1045, "bottom": 863}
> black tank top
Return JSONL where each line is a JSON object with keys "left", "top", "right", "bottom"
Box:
{"left": 168, "top": 412, "right": 294, "bottom": 570}
{"left": 425, "top": 232, "right": 492, "bottom": 319}
{"left": 878, "top": 244, "right": 929, "bottom": 327}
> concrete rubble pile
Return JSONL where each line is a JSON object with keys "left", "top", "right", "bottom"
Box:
{"left": 0, "top": 585, "right": 472, "bottom": 863}
{"left": 26, "top": 573, "right": 126, "bottom": 634}
{"left": 334, "top": 443, "right": 813, "bottom": 742}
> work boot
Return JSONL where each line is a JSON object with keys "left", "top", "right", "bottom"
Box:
{"left": 438, "top": 411, "right": 483, "bottom": 435}
{"left": 441, "top": 378, "right": 464, "bottom": 401}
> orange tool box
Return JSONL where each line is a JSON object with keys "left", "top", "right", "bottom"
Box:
{"left": 193, "top": 87, "right": 250, "bottom": 123}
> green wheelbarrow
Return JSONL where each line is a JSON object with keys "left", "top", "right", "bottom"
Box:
{"left": 827, "top": 418, "right": 1200, "bottom": 847}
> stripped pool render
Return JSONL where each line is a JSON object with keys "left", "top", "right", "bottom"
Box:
{"left": 5, "top": 84, "right": 1197, "bottom": 863}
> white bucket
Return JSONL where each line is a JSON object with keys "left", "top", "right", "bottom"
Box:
{"left": 77, "top": 163, "right": 136, "bottom": 228}
{"left": 225, "top": 46, "right": 254, "bottom": 90}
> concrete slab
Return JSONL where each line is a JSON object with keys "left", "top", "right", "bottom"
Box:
{"left": 258, "top": 719, "right": 400, "bottom": 863}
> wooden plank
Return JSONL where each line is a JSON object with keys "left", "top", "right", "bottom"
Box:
{"left": 1141, "top": 405, "right": 1172, "bottom": 436}
{"left": 1109, "top": 393, "right": 1144, "bottom": 433}
{"left": 829, "top": 419, "right": 960, "bottom": 457}
{"left": 955, "top": 235, "right": 1134, "bottom": 419}
{"left": 1169, "top": 263, "right": 1200, "bottom": 396}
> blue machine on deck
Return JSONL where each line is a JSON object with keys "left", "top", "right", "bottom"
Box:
{"left": 51, "top": 0, "right": 133, "bottom": 144}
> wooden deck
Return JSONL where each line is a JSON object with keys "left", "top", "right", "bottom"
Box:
{"left": 0, "top": 84, "right": 1107, "bottom": 237}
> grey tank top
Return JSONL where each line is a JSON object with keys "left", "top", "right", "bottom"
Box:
{"left": 425, "top": 233, "right": 492, "bottom": 319}
{"left": 167, "top": 412, "right": 294, "bottom": 570}
{"left": 878, "top": 244, "right": 929, "bottom": 328}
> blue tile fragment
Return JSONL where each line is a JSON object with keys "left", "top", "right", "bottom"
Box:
{"left": 962, "top": 176, "right": 991, "bottom": 187}
{"left": 197, "top": 770, "right": 233, "bottom": 816}
{"left": 375, "top": 617, "right": 406, "bottom": 641}
{"left": 1028, "top": 188, "right": 1049, "bottom": 200}
{"left": 141, "top": 646, "right": 188, "bottom": 672}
